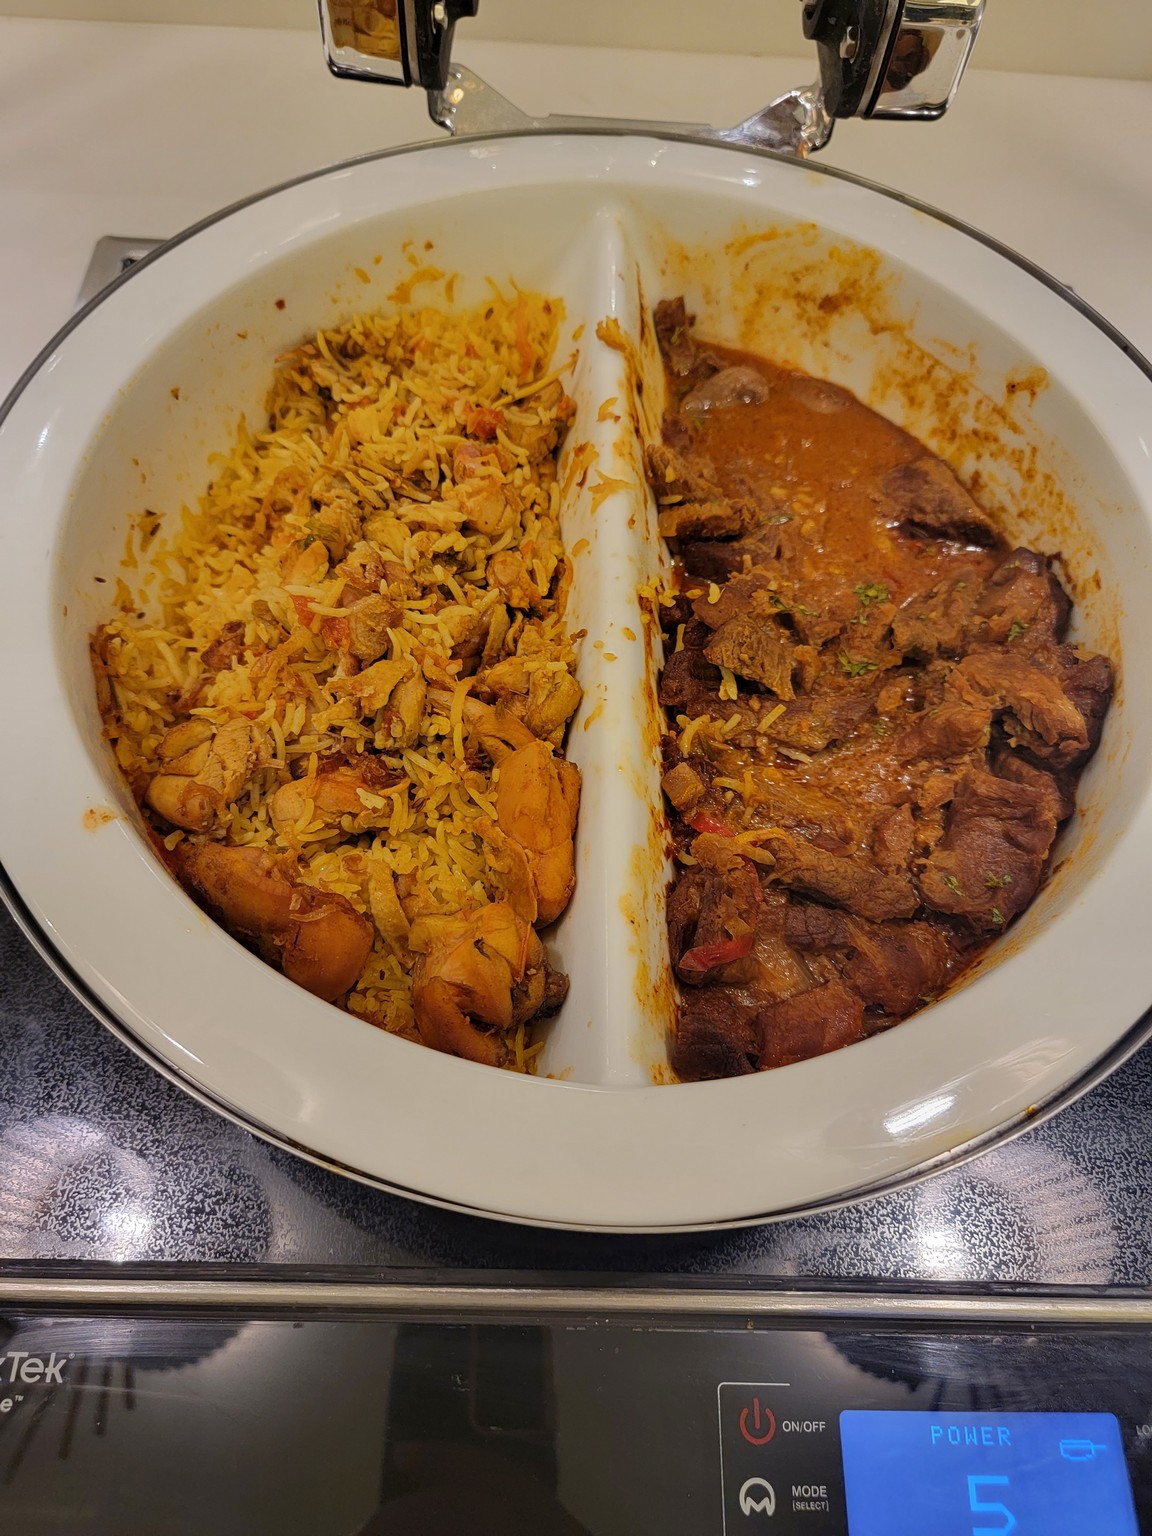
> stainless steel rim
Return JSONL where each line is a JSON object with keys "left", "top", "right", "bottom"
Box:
{"left": 3, "top": 127, "right": 1151, "bottom": 1234}
{"left": 0, "top": 1275, "right": 1150, "bottom": 1324}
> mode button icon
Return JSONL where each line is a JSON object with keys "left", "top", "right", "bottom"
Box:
{"left": 738, "top": 1478, "right": 776, "bottom": 1517}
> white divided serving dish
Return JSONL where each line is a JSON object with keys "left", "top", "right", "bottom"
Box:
{"left": 1, "top": 133, "right": 1151, "bottom": 1230}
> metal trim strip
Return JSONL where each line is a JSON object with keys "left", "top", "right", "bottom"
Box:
{"left": 1, "top": 1279, "right": 1151, "bottom": 1324}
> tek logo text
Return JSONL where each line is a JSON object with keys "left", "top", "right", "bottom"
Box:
{"left": 0, "top": 1352, "right": 67, "bottom": 1385}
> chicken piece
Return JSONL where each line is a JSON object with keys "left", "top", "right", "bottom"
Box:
{"left": 178, "top": 842, "right": 292, "bottom": 930}
{"left": 201, "top": 621, "right": 247, "bottom": 673}
{"left": 409, "top": 901, "right": 549, "bottom": 1066}
{"left": 146, "top": 717, "right": 256, "bottom": 833}
{"left": 259, "top": 465, "right": 309, "bottom": 525}
{"left": 520, "top": 668, "right": 583, "bottom": 745}
{"left": 480, "top": 603, "right": 512, "bottom": 669}
{"left": 345, "top": 593, "right": 401, "bottom": 664}
{"left": 480, "top": 655, "right": 531, "bottom": 702}
{"left": 488, "top": 550, "right": 541, "bottom": 610}
{"left": 152, "top": 717, "right": 215, "bottom": 773}
{"left": 283, "top": 539, "right": 330, "bottom": 588}
{"left": 502, "top": 383, "right": 573, "bottom": 462}
{"left": 476, "top": 820, "right": 538, "bottom": 925}
{"left": 451, "top": 443, "right": 513, "bottom": 538}
{"left": 305, "top": 473, "right": 363, "bottom": 561}
{"left": 336, "top": 541, "right": 388, "bottom": 598}
{"left": 495, "top": 740, "right": 581, "bottom": 925}
{"left": 433, "top": 690, "right": 538, "bottom": 758}
{"left": 175, "top": 843, "right": 372, "bottom": 1001}
{"left": 367, "top": 862, "right": 410, "bottom": 960}
{"left": 269, "top": 763, "right": 396, "bottom": 842}
{"left": 377, "top": 666, "right": 426, "bottom": 749}
{"left": 449, "top": 608, "right": 495, "bottom": 676}
{"left": 334, "top": 656, "right": 415, "bottom": 715}
{"left": 280, "top": 884, "right": 374, "bottom": 1000}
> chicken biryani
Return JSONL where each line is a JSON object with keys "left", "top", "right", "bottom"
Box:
{"left": 92, "top": 289, "right": 582, "bottom": 1072}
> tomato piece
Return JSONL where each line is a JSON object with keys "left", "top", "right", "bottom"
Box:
{"left": 465, "top": 404, "right": 506, "bottom": 441}
{"left": 319, "top": 614, "right": 350, "bottom": 651}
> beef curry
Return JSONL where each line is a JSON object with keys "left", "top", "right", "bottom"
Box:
{"left": 647, "top": 298, "right": 1114, "bottom": 1082}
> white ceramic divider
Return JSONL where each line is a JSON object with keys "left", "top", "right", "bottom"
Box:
{"left": 531, "top": 202, "right": 675, "bottom": 1086}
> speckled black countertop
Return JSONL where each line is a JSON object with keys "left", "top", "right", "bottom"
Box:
{"left": 1, "top": 902, "right": 1149, "bottom": 1284}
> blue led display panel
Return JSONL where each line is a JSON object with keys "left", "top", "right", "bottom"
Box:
{"left": 840, "top": 1411, "right": 1138, "bottom": 1535}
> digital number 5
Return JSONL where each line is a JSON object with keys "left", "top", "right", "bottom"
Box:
{"left": 968, "top": 1474, "right": 1016, "bottom": 1536}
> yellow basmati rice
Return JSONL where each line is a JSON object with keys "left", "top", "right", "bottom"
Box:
{"left": 92, "top": 289, "right": 581, "bottom": 1067}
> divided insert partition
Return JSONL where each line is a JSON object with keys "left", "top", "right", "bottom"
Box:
{"left": 533, "top": 202, "right": 676, "bottom": 1086}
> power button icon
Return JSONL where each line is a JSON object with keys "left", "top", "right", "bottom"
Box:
{"left": 739, "top": 1397, "right": 776, "bottom": 1446}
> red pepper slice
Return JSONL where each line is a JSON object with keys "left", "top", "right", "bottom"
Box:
{"left": 678, "top": 930, "right": 755, "bottom": 975}
{"left": 687, "top": 811, "right": 733, "bottom": 837}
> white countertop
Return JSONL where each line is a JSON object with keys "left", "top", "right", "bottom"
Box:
{"left": 2, "top": 16, "right": 1152, "bottom": 400}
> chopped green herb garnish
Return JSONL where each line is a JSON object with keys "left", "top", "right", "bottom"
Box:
{"left": 954, "top": 579, "right": 968, "bottom": 591}
{"left": 991, "top": 906, "right": 1005, "bottom": 926}
{"left": 942, "top": 873, "right": 963, "bottom": 896}
{"left": 984, "top": 872, "right": 1014, "bottom": 888}
{"left": 769, "top": 592, "right": 820, "bottom": 620}
{"left": 839, "top": 653, "right": 879, "bottom": 677}
{"left": 855, "top": 582, "right": 890, "bottom": 607}
{"left": 1007, "top": 619, "right": 1028, "bottom": 642}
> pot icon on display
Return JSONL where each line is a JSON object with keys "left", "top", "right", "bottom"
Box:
{"left": 738, "top": 1478, "right": 776, "bottom": 1517}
